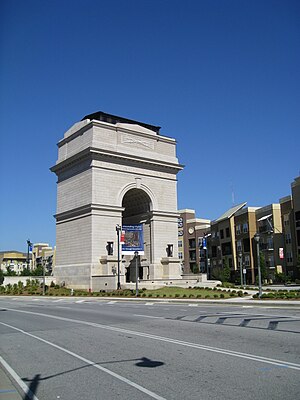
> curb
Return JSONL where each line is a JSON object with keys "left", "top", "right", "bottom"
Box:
{"left": 1, "top": 295, "right": 300, "bottom": 307}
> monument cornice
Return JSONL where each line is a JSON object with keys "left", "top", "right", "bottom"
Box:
{"left": 55, "top": 203, "right": 124, "bottom": 222}
{"left": 58, "top": 119, "right": 176, "bottom": 148}
{"left": 51, "top": 146, "right": 184, "bottom": 175}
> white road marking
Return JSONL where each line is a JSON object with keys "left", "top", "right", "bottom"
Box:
{"left": 188, "top": 304, "right": 198, "bottom": 307}
{"left": 0, "top": 355, "right": 40, "bottom": 400}
{"left": 3, "top": 308, "right": 300, "bottom": 371}
{"left": 75, "top": 300, "right": 85, "bottom": 303}
{"left": 53, "top": 299, "right": 64, "bottom": 302}
{"left": 145, "top": 302, "right": 154, "bottom": 305}
{"left": 134, "top": 314, "right": 164, "bottom": 319}
{"left": 107, "top": 301, "right": 117, "bottom": 304}
{"left": 0, "top": 322, "right": 166, "bottom": 400}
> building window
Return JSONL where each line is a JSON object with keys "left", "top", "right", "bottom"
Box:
{"left": 221, "top": 242, "right": 232, "bottom": 255}
{"left": 178, "top": 240, "right": 183, "bottom": 248}
{"left": 245, "top": 255, "right": 250, "bottom": 266}
{"left": 220, "top": 229, "right": 224, "bottom": 239}
{"left": 189, "top": 250, "right": 196, "bottom": 261}
{"left": 211, "top": 246, "right": 217, "bottom": 257}
{"left": 178, "top": 230, "right": 184, "bottom": 236}
{"left": 236, "top": 224, "right": 241, "bottom": 235}
{"left": 267, "top": 255, "right": 274, "bottom": 268}
{"left": 285, "top": 233, "right": 291, "bottom": 244}
{"left": 283, "top": 214, "right": 289, "bottom": 226}
{"left": 237, "top": 240, "right": 242, "bottom": 252}
{"left": 189, "top": 239, "right": 196, "bottom": 248}
{"left": 267, "top": 237, "right": 274, "bottom": 250}
{"left": 243, "top": 223, "right": 248, "bottom": 233}
{"left": 178, "top": 252, "right": 183, "bottom": 259}
{"left": 243, "top": 238, "right": 250, "bottom": 252}
{"left": 226, "top": 227, "right": 230, "bottom": 237}
{"left": 286, "top": 252, "right": 293, "bottom": 263}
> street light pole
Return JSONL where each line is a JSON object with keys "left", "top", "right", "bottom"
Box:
{"left": 26, "top": 239, "right": 32, "bottom": 272}
{"left": 116, "top": 225, "right": 121, "bottom": 290}
{"left": 42, "top": 258, "right": 46, "bottom": 296}
{"left": 135, "top": 251, "right": 139, "bottom": 297}
{"left": 238, "top": 251, "right": 243, "bottom": 286}
{"left": 254, "top": 233, "right": 262, "bottom": 298}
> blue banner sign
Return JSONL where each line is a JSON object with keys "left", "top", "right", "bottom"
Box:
{"left": 122, "top": 224, "right": 144, "bottom": 255}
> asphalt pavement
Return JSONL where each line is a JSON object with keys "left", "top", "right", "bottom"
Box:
{"left": 1, "top": 296, "right": 300, "bottom": 400}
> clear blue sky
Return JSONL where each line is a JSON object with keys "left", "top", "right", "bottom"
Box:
{"left": 0, "top": 0, "right": 299, "bottom": 252}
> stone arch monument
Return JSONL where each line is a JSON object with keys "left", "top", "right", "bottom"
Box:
{"left": 51, "top": 111, "right": 184, "bottom": 290}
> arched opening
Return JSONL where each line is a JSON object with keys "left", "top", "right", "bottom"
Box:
{"left": 122, "top": 189, "right": 152, "bottom": 282}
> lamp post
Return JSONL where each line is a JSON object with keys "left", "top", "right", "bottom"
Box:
{"left": 116, "top": 225, "right": 121, "bottom": 290}
{"left": 42, "top": 258, "right": 46, "bottom": 296}
{"left": 203, "top": 234, "right": 209, "bottom": 279}
{"left": 26, "top": 239, "right": 32, "bottom": 271}
{"left": 254, "top": 233, "right": 262, "bottom": 298}
{"left": 238, "top": 251, "right": 243, "bottom": 286}
{"left": 243, "top": 262, "right": 246, "bottom": 287}
{"left": 134, "top": 251, "right": 139, "bottom": 297}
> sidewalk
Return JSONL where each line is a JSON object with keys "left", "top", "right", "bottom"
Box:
{"left": 0, "top": 366, "right": 23, "bottom": 400}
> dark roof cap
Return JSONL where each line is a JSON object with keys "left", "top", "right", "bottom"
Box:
{"left": 81, "top": 111, "right": 161, "bottom": 134}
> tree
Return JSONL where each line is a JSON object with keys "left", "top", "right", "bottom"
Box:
{"left": 0, "top": 269, "right": 4, "bottom": 285}
{"left": 20, "top": 267, "right": 31, "bottom": 276}
{"left": 222, "top": 257, "right": 231, "bottom": 282}
{"left": 31, "top": 265, "right": 44, "bottom": 276}
{"left": 5, "top": 266, "right": 17, "bottom": 276}
{"left": 260, "top": 252, "right": 267, "bottom": 281}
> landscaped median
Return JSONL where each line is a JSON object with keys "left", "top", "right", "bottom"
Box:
{"left": 1, "top": 280, "right": 300, "bottom": 300}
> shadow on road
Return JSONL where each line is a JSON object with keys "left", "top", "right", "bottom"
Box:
{"left": 135, "top": 357, "right": 164, "bottom": 368}
{"left": 22, "top": 356, "right": 164, "bottom": 397}
{"left": 23, "top": 373, "right": 40, "bottom": 400}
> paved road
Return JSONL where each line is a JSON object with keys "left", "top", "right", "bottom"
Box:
{"left": 0, "top": 297, "right": 300, "bottom": 400}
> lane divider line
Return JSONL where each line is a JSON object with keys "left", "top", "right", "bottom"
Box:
{"left": 0, "top": 322, "right": 166, "bottom": 400}
{"left": 3, "top": 308, "right": 300, "bottom": 371}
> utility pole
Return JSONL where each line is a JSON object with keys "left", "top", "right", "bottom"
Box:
{"left": 116, "top": 225, "right": 121, "bottom": 290}
{"left": 135, "top": 251, "right": 139, "bottom": 297}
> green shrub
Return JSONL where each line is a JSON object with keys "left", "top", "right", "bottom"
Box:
{"left": 196, "top": 294, "right": 202, "bottom": 298}
{"left": 175, "top": 293, "right": 180, "bottom": 298}
{"left": 220, "top": 293, "right": 225, "bottom": 298}
{"left": 213, "top": 294, "right": 219, "bottom": 298}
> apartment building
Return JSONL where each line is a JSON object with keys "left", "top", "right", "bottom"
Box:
{"left": 291, "top": 176, "right": 300, "bottom": 263}
{"left": 178, "top": 210, "right": 210, "bottom": 274}
{"left": 234, "top": 207, "right": 260, "bottom": 284}
{"left": 0, "top": 251, "right": 29, "bottom": 274}
{"left": 210, "top": 202, "right": 246, "bottom": 280}
{"left": 255, "top": 204, "right": 284, "bottom": 281}
{"left": 280, "top": 195, "right": 297, "bottom": 276}
{"left": 32, "top": 243, "right": 56, "bottom": 274}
